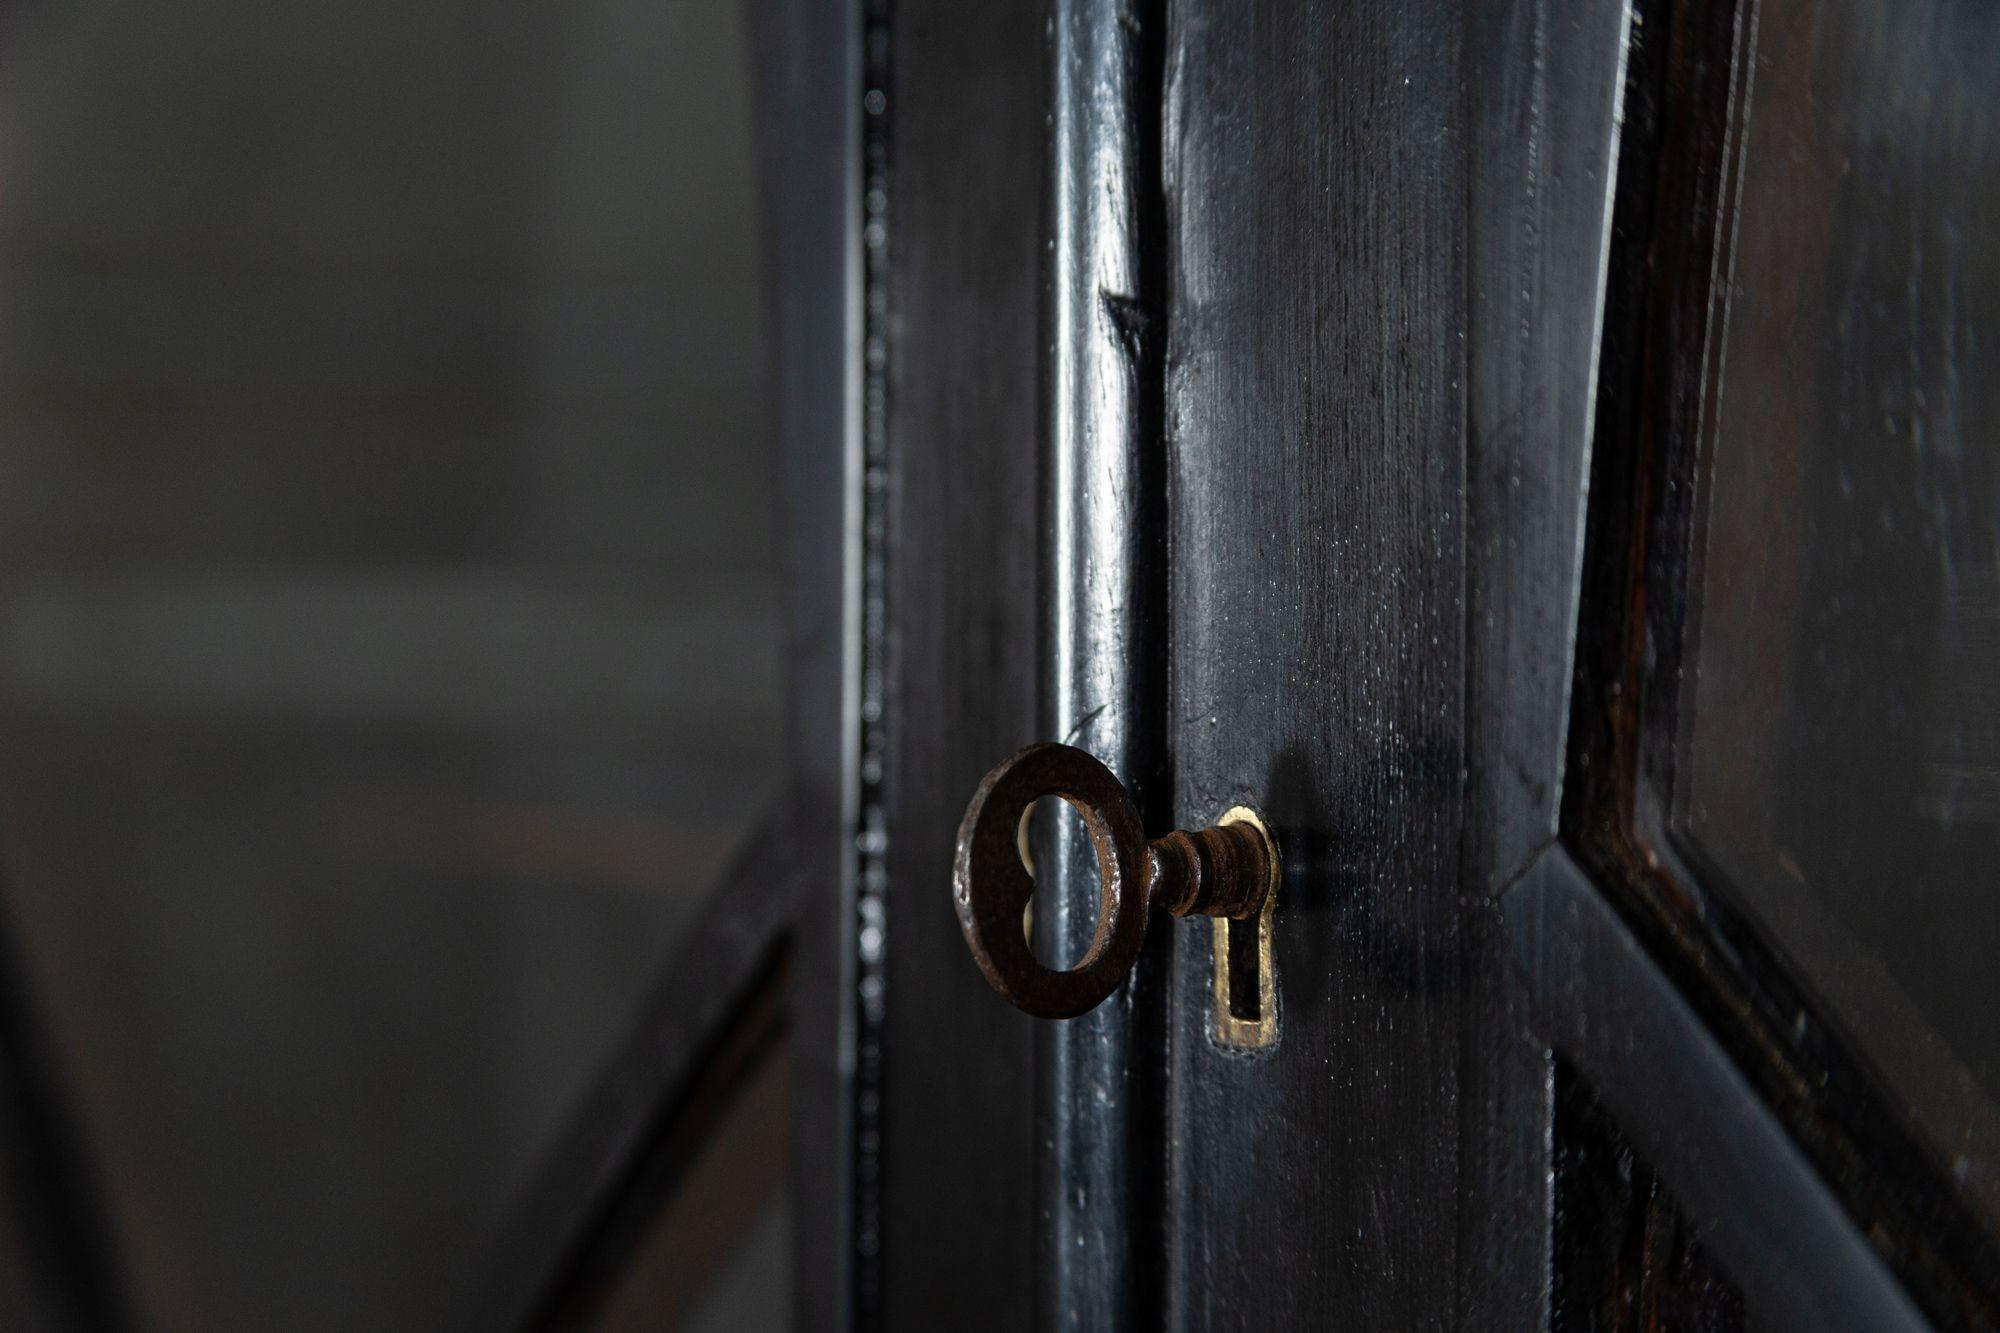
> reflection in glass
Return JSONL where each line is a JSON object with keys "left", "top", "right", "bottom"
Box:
{"left": 0, "top": 0, "right": 780, "bottom": 1324}
{"left": 1680, "top": 0, "right": 2000, "bottom": 1215}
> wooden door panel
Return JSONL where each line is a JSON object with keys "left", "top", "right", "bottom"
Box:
{"left": 1160, "top": 2, "right": 1470, "bottom": 1325}
{"left": 1153, "top": 0, "right": 1631, "bottom": 1325}
{"left": 843, "top": 0, "right": 2000, "bottom": 1326}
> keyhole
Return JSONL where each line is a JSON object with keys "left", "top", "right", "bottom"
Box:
{"left": 1019, "top": 795, "right": 1099, "bottom": 971}
{"left": 1223, "top": 916, "right": 1261, "bottom": 1021}
{"left": 1209, "top": 806, "right": 1279, "bottom": 1050}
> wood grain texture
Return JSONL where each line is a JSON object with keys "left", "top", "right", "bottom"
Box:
{"left": 875, "top": 3, "right": 1044, "bottom": 1329}
{"left": 859, "top": 0, "right": 2000, "bottom": 1326}
{"left": 1460, "top": 0, "right": 1632, "bottom": 1324}
{"left": 1161, "top": 1, "right": 1469, "bottom": 1325}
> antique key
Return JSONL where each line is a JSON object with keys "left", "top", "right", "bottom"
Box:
{"left": 952, "top": 742, "right": 1280, "bottom": 1020}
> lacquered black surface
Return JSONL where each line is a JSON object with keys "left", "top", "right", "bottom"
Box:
{"left": 1159, "top": 2, "right": 1471, "bottom": 1323}
{"left": 1461, "top": 0, "right": 1636, "bottom": 1320}
{"left": 1508, "top": 848, "right": 1925, "bottom": 1332}
{"left": 874, "top": 3, "right": 1043, "bottom": 1328}
{"left": 1035, "top": 0, "right": 1168, "bottom": 1323}
{"left": 1552, "top": 1059, "right": 1748, "bottom": 1332}
{"left": 856, "top": 0, "right": 2000, "bottom": 1326}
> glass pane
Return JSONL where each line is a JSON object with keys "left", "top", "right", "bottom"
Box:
{"left": 1679, "top": 0, "right": 2000, "bottom": 1207}
{"left": 588, "top": 1032, "right": 790, "bottom": 1332}
{"left": 0, "top": 0, "right": 781, "bottom": 1325}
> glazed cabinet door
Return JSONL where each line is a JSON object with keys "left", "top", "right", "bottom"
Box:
{"left": 850, "top": 0, "right": 2000, "bottom": 1329}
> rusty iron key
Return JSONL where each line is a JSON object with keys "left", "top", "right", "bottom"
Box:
{"left": 952, "top": 742, "right": 1279, "bottom": 1019}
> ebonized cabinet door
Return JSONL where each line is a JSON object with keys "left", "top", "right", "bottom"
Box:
{"left": 848, "top": 0, "right": 2000, "bottom": 1328}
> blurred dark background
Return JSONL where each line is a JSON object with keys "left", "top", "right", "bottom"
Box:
{"left": 0, "top": 0, "right": 785, "bottom": 1326}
